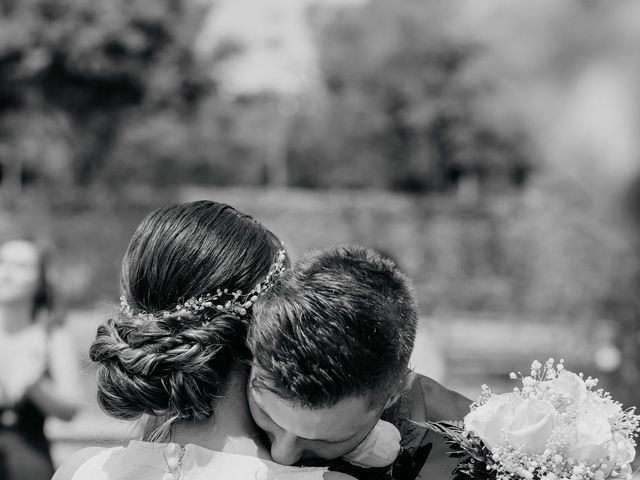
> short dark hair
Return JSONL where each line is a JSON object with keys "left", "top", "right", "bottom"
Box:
{"left": 248, "top": 245, "right": 418, "bottom": 409}
{"left": 90, "top": 201, "right": 283, "bottom": 424}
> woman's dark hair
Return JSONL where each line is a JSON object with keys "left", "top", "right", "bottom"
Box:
{"left": 0, "top": 234, "right": 59, "bottom": 324}
{"left": 89, "top": 201, "right": 283, "bottom": 428}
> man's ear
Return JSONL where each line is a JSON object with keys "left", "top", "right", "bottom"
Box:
{"left": 383, "top": 369, "right": 416, "bottom": 409}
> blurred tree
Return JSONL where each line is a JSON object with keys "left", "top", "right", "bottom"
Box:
{"left": 103, "top": 95, "right": 269, "bottom": 188}
{"left": 290, "top": 0, "right": 532, "bottom": 195}
{"left": 0, "top": 0, "right": 536, "bottom": 194}
{"left": 0, "top": 0, "right": 208, "bottom": 190}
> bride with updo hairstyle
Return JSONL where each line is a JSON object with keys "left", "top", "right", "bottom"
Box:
{"left": 54, "top": 201, "right": 354, "bottom": 480}
{"left": 0, "top": 234, "right": 82, "bottom": 480}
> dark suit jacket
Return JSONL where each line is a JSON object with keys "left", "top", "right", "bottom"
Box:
{"left": 333, "top": 372, "right": 471, "bottom": 480}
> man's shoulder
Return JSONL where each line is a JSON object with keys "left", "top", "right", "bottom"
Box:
{"left": 410, "top": 372, "right": 471, "bottom": 422}
{"left": 385, "top": 373, "right": 472, "bottom": 480}
{"left": 384, "top": 372, "right": 471, "bottom": 435}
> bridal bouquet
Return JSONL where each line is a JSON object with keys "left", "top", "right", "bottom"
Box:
{"left": 429, "top": 359, "right": 639, "bottom": 480}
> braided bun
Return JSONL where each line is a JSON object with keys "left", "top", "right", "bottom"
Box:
{"left": 90, "top": 309, "right": 248, "bottom": 421}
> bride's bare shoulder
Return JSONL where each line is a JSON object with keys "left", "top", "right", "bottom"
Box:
{"left": 52, "top": 446, "right": 107, "bottom": 480}
{"left": 323, "top": 472, "right": 357, "bottom": 480}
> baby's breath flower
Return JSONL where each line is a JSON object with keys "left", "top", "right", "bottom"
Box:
{"left": 122, "top": 249, "right": 287, "bottom": 323}
{"left": 584, "top": 377, "right": 598, "bottom": 389}
{"left": 435, "top": 358, "right": 640, "bottom": 480}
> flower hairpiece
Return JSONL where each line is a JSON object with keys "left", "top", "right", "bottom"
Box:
{"left": 120, "top": 249, "right": 287, "bottom": 321}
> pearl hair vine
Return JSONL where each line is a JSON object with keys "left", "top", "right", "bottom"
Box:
{"left": 120, "top": 249, "right": 287, "bottom": 321}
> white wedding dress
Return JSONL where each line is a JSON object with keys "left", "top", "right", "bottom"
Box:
{"left": 73, "top": 440, "right": 327, "bottom": 480}
{"left": 71, "top": 440, "right": 327, "bottom": 480}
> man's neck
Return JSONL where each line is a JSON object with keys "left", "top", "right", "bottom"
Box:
{"left": 169, "top": 371, "right": 271, "bottom": 459}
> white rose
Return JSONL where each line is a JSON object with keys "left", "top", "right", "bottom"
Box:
{"left": 550, "top": 371, "right": 587, "bottom": 404}
{"left": 506, "top": 398, "right": 558, "bottom": 454}
{"left": 598, "top": 432, "right": 636, "bottom": 476}
{"left": 464, "top": 394, "right": 518, "bottom": 449}
{"left": 465, "top": 395, "right": 558, "bottom": 454}
{"left": 565, "top": 403, "right": 613, "bottom": 465}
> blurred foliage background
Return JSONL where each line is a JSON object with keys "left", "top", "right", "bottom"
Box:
{"left": 1, "top": 0, "right": 640, "bottom": 451}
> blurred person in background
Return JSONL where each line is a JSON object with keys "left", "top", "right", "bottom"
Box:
{"left": 0, "top": 235, "right": 82, "bottom": 480}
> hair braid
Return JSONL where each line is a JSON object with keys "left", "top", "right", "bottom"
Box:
{"left": 91, "top": 309, "right": 249, "bottom": 421}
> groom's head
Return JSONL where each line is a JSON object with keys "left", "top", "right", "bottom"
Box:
{"left": 247, "top": 246, "right": 417, "bottom": 466}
